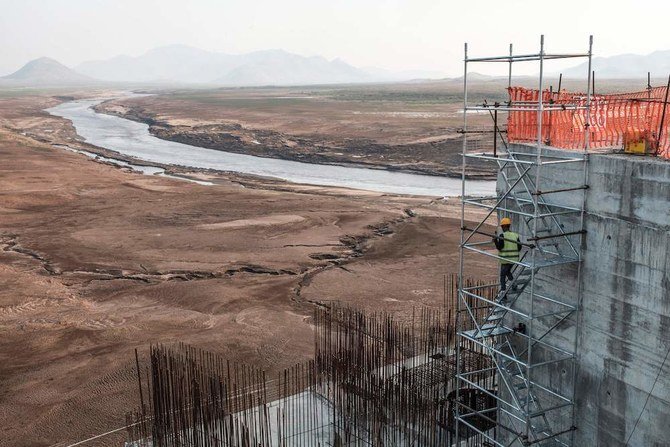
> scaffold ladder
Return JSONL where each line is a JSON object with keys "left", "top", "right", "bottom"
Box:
{"left": 455, "top": 35, "right": 593, "bottom": 447}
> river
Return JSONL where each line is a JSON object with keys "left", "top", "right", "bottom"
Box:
{"left": 47, "top": 99, "right": 495, "bottom": 197}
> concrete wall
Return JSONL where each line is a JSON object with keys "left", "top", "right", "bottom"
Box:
{"left": 501, "top": 145, "right": 670, "bottom": 446}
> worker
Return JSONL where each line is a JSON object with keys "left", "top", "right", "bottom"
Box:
{"left": 493, "top": 217, "right": 521, "bottom": 292}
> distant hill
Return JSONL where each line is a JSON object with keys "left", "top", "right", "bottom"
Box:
{"left": 75, "top": 45, "right": 445, "bottom": 86}
{"left": 562, "top": 50, "right": 670, "bottom": 79}
{"left": 213, "top": 50, "right": 371, "bottom": 86}
{"left": 76, "top": 45, "right": 238, "bottom": 84}
{"left": 1, "top": 57, "right": 94, "bottom": 85}
{"left": 1, "top": 46, "right": 450, "bottom": 87}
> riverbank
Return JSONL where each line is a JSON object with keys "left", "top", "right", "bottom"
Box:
{"left": 94, "top": 89, "right": 497, "bottom": 180}
{"left": 49, "top": 98, "right": 495, "bottom": 197}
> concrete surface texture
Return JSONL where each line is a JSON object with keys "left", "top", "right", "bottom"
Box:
{"left": 499, "top": 144, "right": 670, "bottom": 446}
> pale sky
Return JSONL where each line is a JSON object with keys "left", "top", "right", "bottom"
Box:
{"left": 1, "top": 0, "right": 668, "bottom": 76}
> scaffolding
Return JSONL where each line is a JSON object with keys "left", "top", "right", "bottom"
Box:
{"left": 456, "top": 35, "right": 593, "bottom": 446}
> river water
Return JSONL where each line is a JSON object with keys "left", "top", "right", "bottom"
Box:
{"left": 47, "top": 99, "right": 495, "bottom": 197}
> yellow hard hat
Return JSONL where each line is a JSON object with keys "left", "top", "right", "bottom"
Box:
{"left": 500, "top": 217, "right": 512, "bottom": 226}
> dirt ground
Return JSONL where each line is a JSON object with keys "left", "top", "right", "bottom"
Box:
{"left": 102, "top": 78, "right": 643, "bottom": 178}
{"left": 0, "top": 92, "right": 495, "bottom": 446}
{"left": 96, "top": 82, "right": 499, "bottom": 178}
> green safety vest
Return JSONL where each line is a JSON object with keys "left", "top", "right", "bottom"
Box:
{"left": 499, "top": 231, "right": 520, "bottom": 264}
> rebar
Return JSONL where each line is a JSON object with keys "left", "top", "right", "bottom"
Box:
{"left": 125, "top": 275, "right": 498, "bottom": 446}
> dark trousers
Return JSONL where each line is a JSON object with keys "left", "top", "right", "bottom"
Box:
{"left": 500, "top": 263, "right": 514, "bottom": 291}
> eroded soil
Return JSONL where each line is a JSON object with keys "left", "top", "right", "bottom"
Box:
{"left": 95, "top": 84, "right": 497, "bottom": 178}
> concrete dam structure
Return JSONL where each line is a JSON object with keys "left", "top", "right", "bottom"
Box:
{"left": 506, "top": 145, "right": 669, "bottom": 446}
{"left": 457, "top": 141, "right": 670, "bottom": 446}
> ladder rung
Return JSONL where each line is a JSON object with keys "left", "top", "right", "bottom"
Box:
{"left": 502, "top": 358, "right": 520, "bottom": 368}
{"left": 517, "top": 396, "right": 537, "bottom": 407}
{"left": 463, "top": 326, "right": 513, "bottom": 339}
{"left": 532, "top": 423, "right": 551, "bottom": 434}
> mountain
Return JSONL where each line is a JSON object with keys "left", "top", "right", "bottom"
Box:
{"left": 77, "top": 45, "right": 372, "bottom": 85}
{"left": 213, "top": 50, "right": 371, "bottom": 86}
{"left": 562, "top": 50, "right": 670, "bottom": 79}
{"left": 3, "top": 46, "right": 448, "bottom": 87}
{"left": 76, "top": 45, "right": 240, "bottom": 83}
{"left": 2, "top": 57, "right": 94, "bottom": 85}
{"left": 76, "top": 45, "right": 435, "bottom": 86}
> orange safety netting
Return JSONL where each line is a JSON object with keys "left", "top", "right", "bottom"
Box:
{"left": 506, "top": 86, "right": 670, "bottom": 158}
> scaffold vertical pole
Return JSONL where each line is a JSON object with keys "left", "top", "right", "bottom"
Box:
{"left": 455, "top": 40, "right": 469, "bottom": 446}
{"left": 525, "top": 33, "right": 545, "bottom": 442}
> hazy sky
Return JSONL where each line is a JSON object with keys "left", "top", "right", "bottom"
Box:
{"left": 1, "top": 0, "right": 669, "bottom": 76}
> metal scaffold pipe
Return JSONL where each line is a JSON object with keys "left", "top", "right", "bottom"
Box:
{"left": 457, "top": 35, "right": 592, "bottom": 447}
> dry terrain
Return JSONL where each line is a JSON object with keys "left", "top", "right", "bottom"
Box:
{"left": 95, "top": 77, "right": 649, "bottom": 181}
{"left": 96, "top": 82, "right": 503, "bottom": 178}
{"left": 0, "top": 91, "right": 495, "bottom": 446}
